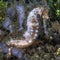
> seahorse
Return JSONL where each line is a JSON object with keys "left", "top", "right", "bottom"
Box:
{"left": 6, "top": 6, "right": 49, "bottom": 49}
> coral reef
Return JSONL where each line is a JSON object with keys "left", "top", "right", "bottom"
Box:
{"left": 0, "top": 0, "right": 60, "bottom": 60}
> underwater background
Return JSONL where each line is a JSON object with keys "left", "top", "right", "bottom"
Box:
{"left": 0, "top": 0, "right": 60, "bottom": 60}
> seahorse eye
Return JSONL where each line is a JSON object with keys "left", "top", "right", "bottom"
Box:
{"left": 37, "top": 14, "right": 40, "bottom": 18}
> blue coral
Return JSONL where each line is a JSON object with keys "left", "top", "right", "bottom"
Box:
{"left": 2, "top": 17, "right": 12, "bottom": 33}
{"left": 7, "top": 7, "right": 14, "bottom": 17}
{"left": 0, "top": 43, "right": 8, "bottom": 53}
{"left": 3, "top": 17, "right": 10, "bottom": 29}
{"left": 11, "top": 48, "right": 23, "bottom": 59}
{"left": 16, "top": 4, "right": 25, "bottom": 31}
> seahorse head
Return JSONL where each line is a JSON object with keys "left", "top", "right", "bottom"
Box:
{"left": 37, "top": 6, "right": 49, "bottom": 20}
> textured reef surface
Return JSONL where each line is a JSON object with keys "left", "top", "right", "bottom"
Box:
{"left": 0, "top": 0, "right": 60, "bottom": 60}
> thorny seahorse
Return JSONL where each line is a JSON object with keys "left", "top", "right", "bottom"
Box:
{"left": 6, "top": 6, "right": 49, "bottom": 49}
